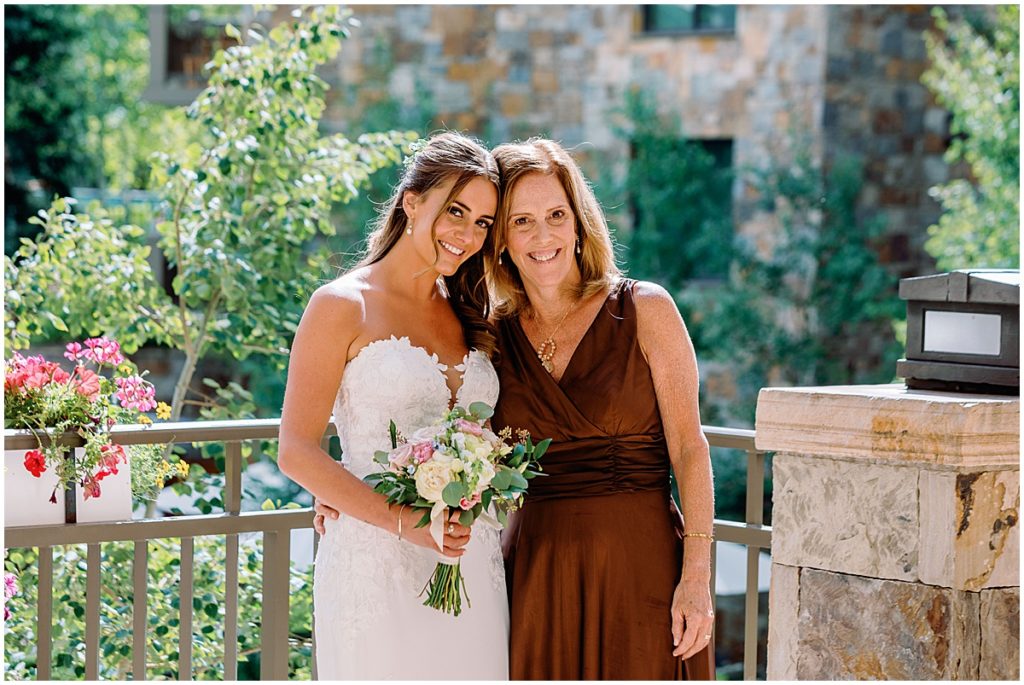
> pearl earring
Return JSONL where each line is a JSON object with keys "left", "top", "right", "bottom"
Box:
{"left": 406, "top": 215, "right": 414, "bottom": 236}
{"left": 576, "top": 237, "right": 581, "bottom": 254}
{"left": 498, "top": 252, "right": 503, "bottom": 266}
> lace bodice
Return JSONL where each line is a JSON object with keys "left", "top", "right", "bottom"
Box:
{"left": 331, "top": 335, "right": 500, "bottom": 478}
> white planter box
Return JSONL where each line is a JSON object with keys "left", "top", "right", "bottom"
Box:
{"left": 4, "top": 448, "right": 132, "bottom": 526}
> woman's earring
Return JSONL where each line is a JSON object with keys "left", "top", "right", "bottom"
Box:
{"left": 498, "top": 250, "right": 503, "bottom": 266}
{"left": 405, "top": 216, "right": 413, "bottom": 236}
{"left": 576, "top": 237, "right": 581, "bottom": 254}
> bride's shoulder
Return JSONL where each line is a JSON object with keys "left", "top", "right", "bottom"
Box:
{"left": 302, "top": 272, "right": 370, "bottom": 337}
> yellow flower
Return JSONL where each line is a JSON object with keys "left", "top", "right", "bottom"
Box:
{"left": 156, "top": 402, "right": 172, "bottom": 421}
{"left": 155, "top": 476, "right": 165, "bottom": 489}
{"left": 176, "top": 461, "right": 190, "bottom": 480}
{"left": 139, "top": 416, "right": 153, "bottom": 425}
{"left": 157, "top": 460, "right": 173, "bottom": 477}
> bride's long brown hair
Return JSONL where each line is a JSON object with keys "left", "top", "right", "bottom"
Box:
{"left": 358, "top": 132, "right": 499, "bottom": 359}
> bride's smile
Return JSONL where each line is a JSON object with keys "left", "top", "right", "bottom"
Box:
{"left": 404, "top": 176, "right": 497, "bottom": 278}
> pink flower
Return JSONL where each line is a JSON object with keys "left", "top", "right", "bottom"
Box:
{"left": 81, "top": 474, "right": 102, "bottom": 500}
{"left": 388, "top": 443, "right": 414, "bottom": 470}
{"left": 18, "top": 358, "right": 70, "bottom": 390}
{"left": 454, "top": 419, "right": 483, "bottom": 436}
{"left": 64, "top": 342, "right": 85, "bottom": 362}
{"left": 459, "top": 492, "right": 482, "bottom": 510}
{"left": 115, "top": 376, "right": 156, "bottom": 412}
{"left": 71, "top": 367, "right": 102, "bottom": 401}
{"left": 23, "top": 450, "right": 46, "bottom": 478}
{"left": 99, "top": 444, "right": 126, "bottom": 474}
{"left": 83, "top": 337, "right": 124, "bottom": 367}
{"left": 412, "top": 441, "right": 434, "bottom": 464}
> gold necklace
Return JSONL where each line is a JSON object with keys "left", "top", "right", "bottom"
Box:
{"left": 529, "top": 302, "right": 574, "bottom": 374}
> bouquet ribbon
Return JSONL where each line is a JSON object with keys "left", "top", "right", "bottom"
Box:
{"left": 428, "top": 501, "right": 500, "bottom": 555}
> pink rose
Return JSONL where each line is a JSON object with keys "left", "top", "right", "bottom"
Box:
{"left": 459, "top": 492, "right": 482, "bottom": 510}
{"left": 388, "top": 443, "right": 414, "bottom": 470}
{"left": 412, "top": 441, "right": 434, "bottom": 464}
{"left": 454, "top": 419, "right": 483, "bottom": 436}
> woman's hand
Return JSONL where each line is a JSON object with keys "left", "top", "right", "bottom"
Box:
{"left": 670, "top": 576, "right": 715, "bottom": 659}
{"left": 312, "top": 498, "right": 339, "bottom": 535}
{"left": 313, "top": 499, "right": 471, "bottom": 557}
{"left": 401, "top": 509, "right": 473, "bottom": 558}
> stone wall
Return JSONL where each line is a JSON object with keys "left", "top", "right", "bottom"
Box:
{"left": 823, "top": 5, "right": 951, "bottom": 278}
{"left": 275, "top": 3, "right": 954, "bottom": 279}
{"left": 757, "top": 384, "right": 1020, "bottom": 679}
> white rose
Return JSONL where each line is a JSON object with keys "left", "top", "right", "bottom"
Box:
{"left": 415, "top": 458, "right": 455, "bottom": 503}
{"left": 473, "top": 460, "right": 496, "bottom": 493}
{"left": 411, "top": 425, "right": 443, "bottom": 442}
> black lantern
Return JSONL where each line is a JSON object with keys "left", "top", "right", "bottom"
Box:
{"left": 896, "top": 269, "right": 1019, "bottom": 394}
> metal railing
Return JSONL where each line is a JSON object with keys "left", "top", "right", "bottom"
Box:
{"left": 4, "top": 420, "right": 771, "bottom": 680}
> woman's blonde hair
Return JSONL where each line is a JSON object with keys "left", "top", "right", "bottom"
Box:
{"left": 359, "top": 131, "right": 499, "bottom": 358}
{"left": 488, "top": 139, "right": 621, "bottom": 318}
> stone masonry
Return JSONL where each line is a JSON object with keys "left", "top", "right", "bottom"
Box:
{"left": 261, "top": 4, "right": 969, "bottom": 279}
{"left": 757, "top": 384, "right": 1019, "bottom": 680}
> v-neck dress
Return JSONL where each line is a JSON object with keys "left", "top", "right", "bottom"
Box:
{"left": 492, "top": 278, "right": 714, "bottom": 680}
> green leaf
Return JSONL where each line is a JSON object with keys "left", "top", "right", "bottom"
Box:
{"left": 441, "top": 481, "right": 467, "bottom": 508}
{"left": 373, "top": 450, "right": 390, "bottom": 465}
{"left": 468, "top": 401, "right": 494, "bottom": 420}
{"left": 389, "top": 420, "right": 397, "bottom": 449}
{"left": 491, "top": 467, "right": 512, "bottom": 491}
{"left": 481, "top": 489, "right": 493, "bottom": 510}
{"left": 532, "top": 438, "right": 552, "bottom": 461}
{"left": 508, "top": 469, "right": 528, "bottom": 489}
{"left": 459, "top": 508, "right": 475, "bottom": 526}
{"left": 495, "top": 506, "right": 508, "bottom": 527}
{"left": 260, "top": 498, "right": 275, "bottom": 511}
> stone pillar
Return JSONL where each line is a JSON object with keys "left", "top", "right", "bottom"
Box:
{"left": 756, "top": 384, "right": 1019, "bottom": 680}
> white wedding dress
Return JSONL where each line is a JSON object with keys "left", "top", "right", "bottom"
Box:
{"left": 313, "top": 336, "right": 509, "bottom": 680}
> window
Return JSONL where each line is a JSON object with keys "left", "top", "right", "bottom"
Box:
{"left": 144, "top": 5, "right": 269, "bottom": 105}
{"left": 640, "top": 5, "right": 737, "bottom": 35}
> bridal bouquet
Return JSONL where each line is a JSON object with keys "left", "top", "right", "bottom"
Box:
{"left": 364, "top": 401, "right": 549, "bottom": 616}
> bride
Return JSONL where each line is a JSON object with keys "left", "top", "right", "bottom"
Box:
{"left": 278, "top": 132, "right": 508, "bottom": 679}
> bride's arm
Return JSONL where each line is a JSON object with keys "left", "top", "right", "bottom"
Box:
{"left": 278, "top": 282, "right": 468, "bottom": 555}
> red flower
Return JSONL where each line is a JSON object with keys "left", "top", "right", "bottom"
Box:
{"left": 23, "top": 450, "right": 47, "bottom": 478}
{"left": 99, "top": 444, "right": 125, "bottom": 475}
{"left": 81, "top": 475, "right": 102, "bottom": 500}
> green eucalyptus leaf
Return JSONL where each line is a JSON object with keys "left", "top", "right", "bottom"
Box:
{"left": 468, "top": 401, "right": 494, "bottom": 420}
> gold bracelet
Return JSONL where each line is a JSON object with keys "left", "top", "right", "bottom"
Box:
{"left": 397, "top": 504, "right": 408, "bottom": 540}
{"left": 684, "top": 532, "right": 714, "bottom": 541}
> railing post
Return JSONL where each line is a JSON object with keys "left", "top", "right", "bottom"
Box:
{"left": 86, "top": 543, "right": 101, "bottom": 679}
{"left": 744, "top": 449, "right": 766, "bottom": 680}
{"left": 36, "top": 546, "right": 53, "bottom": 681}
{"left": 223, "top": 441, "right": 242, "bottom": 681}
{"left": 260, "top": 530, "right": 291, "bottom": 680}
{"left": 132, "top": 540, "right": 148, "bottom": 680}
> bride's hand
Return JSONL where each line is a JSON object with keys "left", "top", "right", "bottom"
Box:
{"left": 400, "top": 508, "right": 472, "bottom": 558}
{"left": 313, "top": 498, "right": 340, "bottom": 535}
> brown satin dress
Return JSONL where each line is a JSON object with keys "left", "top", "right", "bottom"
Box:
{"left": 493, "top": 279, "right": 715, "bottom": 680}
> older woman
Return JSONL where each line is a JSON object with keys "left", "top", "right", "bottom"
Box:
{"left": 488, "top": 139, "right": 715, "bottom": 680}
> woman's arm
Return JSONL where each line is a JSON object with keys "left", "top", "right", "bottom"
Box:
{"left": 278, "top": 281, "right": 469, "bottom": 556}
{"left": 633, "top": 280, "right": 715, "bottom": 659}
